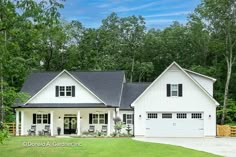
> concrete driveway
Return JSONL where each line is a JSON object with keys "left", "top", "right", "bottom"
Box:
{"left": 134, "top": 137, "right": 236, "bottom": 157}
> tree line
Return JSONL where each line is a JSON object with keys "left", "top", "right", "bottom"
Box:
{"left": 0, "top": 0, "right": 235, "bottom": 124}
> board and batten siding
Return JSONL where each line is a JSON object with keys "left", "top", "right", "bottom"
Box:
{"left": 187, "top": 72, "right": 214, "bottom": 96}
{"left": 133, "top": 64, "right": 216, "bottom": 137}
{"left": 29, "top": 72, "right": 102, "bottom": 104}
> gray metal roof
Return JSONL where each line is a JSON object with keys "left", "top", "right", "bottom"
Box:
{"left": 20, "top": 71, "right": 125, "bottom": 107}
{"left": 120, "top": 83, "right": 150, "bottom": 110}
{"left": 14, "top": 103, "right": 108, "bottom": 108}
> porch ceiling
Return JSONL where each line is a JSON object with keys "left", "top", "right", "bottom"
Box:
{"left": 13, "top": 103, "right": 111, "bottom": 108}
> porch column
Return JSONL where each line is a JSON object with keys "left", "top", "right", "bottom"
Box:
{"left": 113, "top": 110, "right": 116, "bottom": 133}
{"left": 21, "top": 111, "right": 24, "bottom": 136}
{"left": 50, "top": 111, "right": 54, "bottom": 136}
{"left": 116, "top": 108, "right": 120, "bottom": 118}
{"left": 77, "top": 111, "right": 80, "bottom": 136}
{"left": 16, "top": 110, "right": 19, "bottom": 136}
{"left": 107, "top": 111, "right": 111, "bottom": 136}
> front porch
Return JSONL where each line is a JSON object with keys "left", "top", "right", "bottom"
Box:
{"left": 15, "top": 108, "right": 116, "bottom": 136}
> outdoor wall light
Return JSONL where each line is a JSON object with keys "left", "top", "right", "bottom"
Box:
{"left": 58, "top": 116, "right": 61, "bottom": 120}
{"left": 209, "top": 115, "right": 211, "bottom": 118}
{"left": 139, "top": 115, "right": 141, "bottom": 118}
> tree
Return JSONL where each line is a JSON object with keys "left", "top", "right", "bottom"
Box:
{"left": 196, "top": 0, "right": 236, "bottom": 124}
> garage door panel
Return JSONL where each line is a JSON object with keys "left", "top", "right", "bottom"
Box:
{"left": 145, "top": 112, "right": 204, "bottom": 137}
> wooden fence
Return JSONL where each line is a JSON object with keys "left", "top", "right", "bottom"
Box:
{"left": 4, "top": 122, "right": 21, "bottom": 135}
{"left": 217, "top": 125, "right": 236, "bottom": 137}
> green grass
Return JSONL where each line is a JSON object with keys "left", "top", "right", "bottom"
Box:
{"left": 0, "top": 136, "right": 221, "bottom": 157}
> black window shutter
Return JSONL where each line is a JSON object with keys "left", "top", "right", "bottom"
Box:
{"left": 89, "top": 114, "right": 92, "bottom": 124}
{"left": 48, "top": 113, "right": 51, "bottom": 124}
{"left": 72, "top": 86, "right": 75, "bottom": 97}
{"left": 178, "top": 84, "right": 183, "bottom": 97}
{"left": 123, "top": 114, "right": 126, "bottom": 124}
{"left": 56, "top": 86, "right": 59, "bottom": 97}
{"left": 33, "top": 114, "right": 36, "bottom": 124}
{"left": 167, "top": 84, "right": 171, "bottom": 97}
{"left": 105, "top": 113, "right": 108, "bottom": 124}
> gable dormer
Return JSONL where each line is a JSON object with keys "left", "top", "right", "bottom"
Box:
{"left": 28, "top": 72, "right": 102, "bottom": 104}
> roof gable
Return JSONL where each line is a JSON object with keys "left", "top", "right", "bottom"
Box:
{"left": 21, "top": 70, "right": 125, "bottom": 106}
{"left": 131, "top": 62, "right": 219, "bottom": 106}
{"left": 24, "top": 70, "right": 105, "bottom": 105}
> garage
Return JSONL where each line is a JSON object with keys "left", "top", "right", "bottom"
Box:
{"left": 145, "top": 112, "right": 204, "bottom": 137}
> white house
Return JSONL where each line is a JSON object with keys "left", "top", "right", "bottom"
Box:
{"left": 14, "top": 62, "right": 219, "bottom": 137}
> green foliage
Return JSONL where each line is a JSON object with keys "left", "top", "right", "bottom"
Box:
{"left": 0, "top": 122, "right": 9, "bottom": 144}
{"left": 0, "top": 0, "right": 235, "bottom": 124}
{"left": 114, "top": 121, "right": 125, "bottom": 135}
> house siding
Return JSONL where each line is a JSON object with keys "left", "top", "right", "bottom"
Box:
{"left": 188, "top": 72, "right": 214, "bottom": 96}
{"left": 29, "top": 73, "right": 102, "bottom": 104}
{"left": 133, "top": 64, "right": 216, "bottom": 137}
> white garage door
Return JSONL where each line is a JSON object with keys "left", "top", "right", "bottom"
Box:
{"left": 145, "top": 112, "right": 204, "bottom": 137}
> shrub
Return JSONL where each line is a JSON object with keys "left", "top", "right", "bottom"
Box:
{"left": 0, "top": 122, "right": 9, "bottom": 144}
{"left": 114, "top": 121, "right": 125, "bottom": 136}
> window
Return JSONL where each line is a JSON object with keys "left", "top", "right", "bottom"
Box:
{"left": 171, "top": 84, "right": 178, "bottom": 96}
{"left": 162, "top": 113, "right": 172, "bottom": 119}
{"left": 177, "top": 113, "right": 187, "bottom": 119}
{"left": 167, "top": 84, "right": 182, "bottom": 97}
{"left": 92, "top": 114, "right": 98, "bottom": 124}
{"left": 36, "top": 114, "right": 42, "bottom": 124}
{"left": 126, "top": 114, "right": 133, "bottom": 124}
{"left": 191, "top": 113, "right": 202, "bottom": 119}
{"left": 99, "top": 114, "right": 105, "bottom": 124}
{"left": 43, "top": 114, "right": 48, "bottom": 124}
{"left": 66, "top": 86, "right": 72, "bottom": 96}
{"left": 147, "top": 113, "right": 158, "bottom": 119}
{"left": 59, "top": 86, "right": 65, "bottom": 96}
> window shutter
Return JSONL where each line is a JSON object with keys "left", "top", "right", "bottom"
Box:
{"left": 167, "top": 84, "right": 171, "bottom": 97}
{"left": 48, "top": 113, "right": 51, "bottom": 124}
{"left": 56, "top": 86, "right": 59, "bottom": 97}
{"left": 72, "top": 86, "right": 75, "bottom": 97}
{"left": 123, "top": 114, "right": 126, "bottom": 124}
{"left": 33, "top": 114, "right": 36, "bottom": 124}
{"left": 89, "top": 114, "right": 92, "bottom": 124}
{"left": 178, "top": 84, "right": 183, "bottom": 97}
{"left": 105, "top": 113, "right": 108, "bottom": 124}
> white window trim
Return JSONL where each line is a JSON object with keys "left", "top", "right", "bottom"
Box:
{"left": 36, "top": 114, "right": 49, "bottom": 124}
{"left": 59, "top": 86, "right": 73, "bottom": 97}
{"left": 92, "top": 114, "right": 106, "bottom": 124}
{"left": 171, "top": 84, "right": 178, "bottom": 97}
{"left": 147, "top": 113, "right": 158, "bottom": 119}
{"left": 126, "top": 114, "right": 133, "bottom": 124}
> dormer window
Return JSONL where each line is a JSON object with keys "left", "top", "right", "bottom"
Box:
{"left": 167, "top": 84, "right": 182, "bottom": 97}
{"left": 56, "top": 86, "right": 75, "bottom": 97}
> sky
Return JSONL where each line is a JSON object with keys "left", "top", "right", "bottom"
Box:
{"left": 59, "top": 0, "right": 201, "bottom": 29}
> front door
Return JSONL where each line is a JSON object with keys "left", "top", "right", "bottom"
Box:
{"left": 64, "top": 117, "right": 77, "bottom": 134}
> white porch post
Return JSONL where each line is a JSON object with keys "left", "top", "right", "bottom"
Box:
{"left": 113, "top": 110, "right": 116, "bottom": 133}
{"left": 77, "top": 111, "right": 80, "bottom": 136}
{"left": 16, "top": 110, "right": 19, "bottom": 136}
{"left": 21, "top": 111, "right": 24, "bottom": 136}
{"left": 116, "top": 108, "right": 120, "bottom": 118}
{"left": 50, "top": 111, "right": 54, "bottom": 136}
{"left": 107, "top": 111, "right": 111, "bottom": 136}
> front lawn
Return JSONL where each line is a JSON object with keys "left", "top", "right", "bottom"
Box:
{"left": 0, "top": 137, "right": 220, "bottom": 157}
